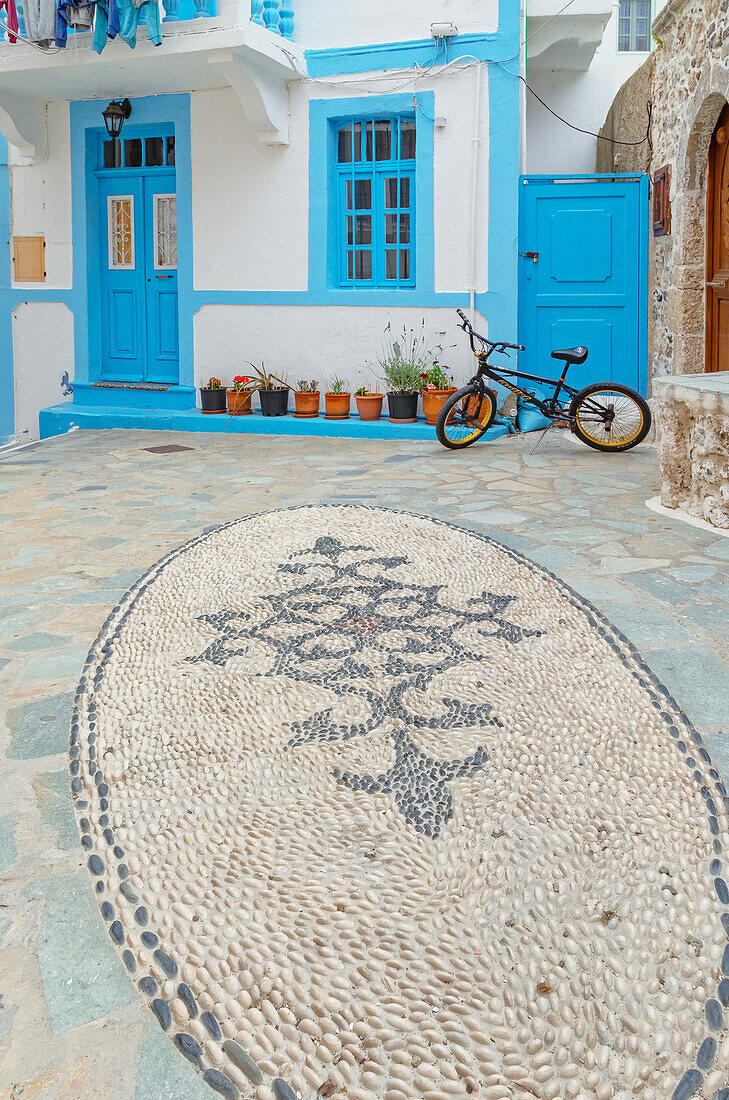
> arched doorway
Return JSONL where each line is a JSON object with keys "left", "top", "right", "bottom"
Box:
{"left": 706, "top": 102, "right": 729, "bottom": 372}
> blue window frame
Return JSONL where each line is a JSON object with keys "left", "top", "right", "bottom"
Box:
{"left": 333, "top": 115, "right": 416, "bottom": 288}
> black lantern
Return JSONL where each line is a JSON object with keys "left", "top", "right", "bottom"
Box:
{"left": 102, "top": 98, "right": 132, "bottom": 140}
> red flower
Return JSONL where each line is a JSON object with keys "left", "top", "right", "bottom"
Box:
{"left": 234, "top": 375, "right": 250, "bottom": 384}
{"left": 420, "top": 372, "right": 429, "bottom": 379}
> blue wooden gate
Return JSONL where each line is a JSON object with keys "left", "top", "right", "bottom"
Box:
{"left": 518, "top": 174, "right": 648, "bottom": 394}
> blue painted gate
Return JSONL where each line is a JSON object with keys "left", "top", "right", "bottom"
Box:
{"left": 518, "top": 174, "right": 648, "bottom": 394}
{"left": 97, "top": 130, "right": 178, "bottom": 384}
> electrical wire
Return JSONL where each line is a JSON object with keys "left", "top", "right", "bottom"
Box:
{"left": 513, "top": 67, "right": 652, "bottom": 146}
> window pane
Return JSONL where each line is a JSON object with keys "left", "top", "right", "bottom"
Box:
{"left": 618, "top": 18, "right": 631, "bottom": 33}
{"left": 355, "top": 215, "right": 372, "bottom": 245}
{"left": 618, "top": 0, "right": 629, "bottom": 14}
{"left": 400, "top": 177, "right": 411, "bottom": 207}
{"left": 385, "top": 213, "right": 398, "bottom": 245}
{"left": 635, "top": 2, "right": 648, "bottom": 14}
{"left": 346, "top": 180, "right": 353, "bottom": 210}
{"left": 146, "top": 137, "right": 163, "bottom": 166}
{"left": 346, "top": 216, "right": 353, "bottom": 246}
{"left": 635, "top": 34, "right": 648, "bottom": 48}
{"left": 375, "top": 120, "right": 391, "bottom": 160}
{"left": 354, "top": 179, "right": 371, "bottom": 210}
{"left": 355, "top": 251, "right": 372, "bottom": 280}
{"left": 365, "top": 122, "right": 373, "bottom": 162}
{"left": 618, "top": 34, "right": 630, "bottom": 49}
{"left": 166, "top": 136, "right": 176, "bottom": 166}
{"left": 125, "top": 139, "right": 142, "bottom": 168}
{"left": 400, "top": 119, "right": 416, "bottom": 159}
{"left": 399, "top": 250, "right": 411, "bottom": 280}
{"left": 338, "top": 125, "right": 353, "bottom": 163}
{"left": 103, "top": 140, "right": 121, "bottom": 168}
{"left": 347, "top": 252, "right": 353, "bottom": 280}
{"left": 385, "top": 178, "right": 398, "bottom": 208}
{"left": 353, "top": 122, "right": 362, "bottom": 163}
{"left": 385, "top": 250, "right": 397, "bottom": 279}
{"left": 399, "top": 213, "right": 411, "bottom": 244}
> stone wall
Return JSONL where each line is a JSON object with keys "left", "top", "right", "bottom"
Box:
{"left": 597, "top": 0, "right": 729, "bottom": 382}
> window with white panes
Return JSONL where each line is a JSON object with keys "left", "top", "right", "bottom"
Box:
{"left": 333, "top": 115, "right": 416, "bottom": 288}
{"left": 618, "top": 0, "right": 650, "bottom": 51}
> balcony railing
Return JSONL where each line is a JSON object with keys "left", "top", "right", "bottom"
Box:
{"left": 251, "top": 0, "right": 294, "bottom": 39}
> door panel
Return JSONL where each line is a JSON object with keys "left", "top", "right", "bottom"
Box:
{"left": 97, "top": 160, "right": 178, "bottom": 384}
{"left": 99, "top": 179, "right": 146, "bottom": 381}
{"left": 144, "top": 174, "right": 179, "bottom": 384}
{"left": 706, "top": 104, "right": 729, "bottom": 372}
{"left": 519, "top": 177, "right": 648, "bottom": 394}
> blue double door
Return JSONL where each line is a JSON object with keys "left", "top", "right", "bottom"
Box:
{"left": 99, "top": 159, "right": 179, "bottom": 384}
{"left": 518, "top": 175, "right": 648, "bottom": 393}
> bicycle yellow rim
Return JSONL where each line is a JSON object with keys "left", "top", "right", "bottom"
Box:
{"left": 576, "top": 395, "right": 644, "bottom": 447}
{"left": 456, "top": 399, "right": 494, "bottom": 443}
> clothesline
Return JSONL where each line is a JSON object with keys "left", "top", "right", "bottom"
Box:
{"left": 19, "top": 0, "right": 162, "bottom": 49}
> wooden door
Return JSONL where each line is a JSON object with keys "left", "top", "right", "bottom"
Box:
{"left": 706, "top": 103, "right": 729, "bottom": 372}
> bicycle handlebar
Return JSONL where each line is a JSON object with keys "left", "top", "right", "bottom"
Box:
{"left": 456, "top": 308, "right": 525, "bottom": 354}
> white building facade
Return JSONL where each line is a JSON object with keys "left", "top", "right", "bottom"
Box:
{"left": 0, "top": 0, "right": 523, "bottom": 442}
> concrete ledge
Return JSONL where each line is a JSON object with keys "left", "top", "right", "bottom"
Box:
{"left": 39, "top": 402, "right": 512, "bottom": 444}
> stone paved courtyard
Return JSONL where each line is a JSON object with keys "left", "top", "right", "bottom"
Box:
{"left": 1, "top": 427, "right": 729, "bottom": 1100}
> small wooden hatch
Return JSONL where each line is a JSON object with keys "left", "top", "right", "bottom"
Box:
{"left": 13, "top": 236, "right": 46, "bottom": 282}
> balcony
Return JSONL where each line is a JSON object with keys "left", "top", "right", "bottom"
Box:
{"left": 0, "top": 0, "right": 302, "bottom": 160}
{"left": 526, "top": 0, "right": 613, "bottom": 70}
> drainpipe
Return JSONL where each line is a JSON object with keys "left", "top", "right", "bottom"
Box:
{"left": 469, "top": 61, "right": 483, "bottom": 322}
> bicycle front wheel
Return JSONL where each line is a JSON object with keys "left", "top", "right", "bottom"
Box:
{"left": 570, "top": 382, "right": 651, "bottom": 452}
{"left": 435, "top": 385, "right": 497, "bottom": 450}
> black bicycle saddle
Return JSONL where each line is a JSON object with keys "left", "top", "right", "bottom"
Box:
{"left": 551, "top": 347, "right": 588, "bottom": 365}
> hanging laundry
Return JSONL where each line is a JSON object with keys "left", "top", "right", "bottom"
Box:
{"left": 0, "top": 0, "right": 18, "bottom": 43}
{"left": 55, "top": 0, "right": 96, "bottom": 47}
{"left": 24, "top": 0, "right": 56, "bottom": 45}
{"left": 91, "top": 0, "right": 119, "bottom": 51}
{"left": 118, "top": 0, "right": 160, "bottom": 47}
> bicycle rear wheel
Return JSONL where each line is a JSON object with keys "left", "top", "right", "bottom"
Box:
{"left": 435, "top": 385, "right": 497, "bottom": 450}
{"left": 569, "top": 382, "right": 651, "bottom": 452}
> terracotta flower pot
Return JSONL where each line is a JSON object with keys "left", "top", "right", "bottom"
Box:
{"left": 387, "top": 392, "right": 419, "bottom": 424}
{"left": 200, "top": 388, "right": 226, "bottom": 414}
{"left": 324, "top": 393, "right": 351, "bottom": 420}
{"left": 421, "top": 387, "right": 457, "bottom": 425}
{"left": 293, "top": 391, "right": 320, "bottom": 418}
{"left": 226, "top": 389, "right": 253, "bottom": 415}
{"left": 355, "top": 393, "right": 384, "bottom": 421}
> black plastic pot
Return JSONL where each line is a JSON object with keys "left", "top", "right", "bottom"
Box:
{"left": 387, "top": 392, "right": 418, "bottom": 424}
{"left": 200, "top": 388, "right": 226, "bottom": 414}
{"left": 260, "top": 388, "right": 289, "bottom": 417}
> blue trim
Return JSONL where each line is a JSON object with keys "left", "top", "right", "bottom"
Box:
{"left": 39, "top": 400, "right": 512, "bottom": 443}
{"left": 0, "top": 136, "right": 13, "bottom": 444}
{"left": 72, "top": 94, "right": 193, "bottom": 390}
{"left": 305, "top": 32, "right": 514, "bottom": 77}
{"left": 309, "top": 92, "right": 435, "bottom": 301}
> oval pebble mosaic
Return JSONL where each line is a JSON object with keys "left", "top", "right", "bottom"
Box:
{"left": 70, "top": 506, "right": 729, "bottom": 1100}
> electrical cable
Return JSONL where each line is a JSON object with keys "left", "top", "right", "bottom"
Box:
{"left": 512, "top": 67, "right": 652, "bottom": 146}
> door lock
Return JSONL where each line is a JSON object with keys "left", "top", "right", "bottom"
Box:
{"left": 520, "top": 251, "right": 539, "bottom": 262}
{"left": 706, "top": 279, "right": 727, "bottom": 288}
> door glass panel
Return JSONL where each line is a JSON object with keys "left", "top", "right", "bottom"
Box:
{"left": 103, "top": 140, "right": 121, "bottom": 169}
{"left": 108, "top": 197, "right": 135, "bottom": 269}
{"left": 154, "top": 194, "right": 177, "bottom": 269}
{"left": 125, "top": 139, "right": 143, "bottom": 168}
{"left": 146, "top": 137, "right": 164, "bottom": 167}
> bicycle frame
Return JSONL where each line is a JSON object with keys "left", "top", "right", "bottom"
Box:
{"left": 472, "top": 355, "right": 579, "bottom": 421}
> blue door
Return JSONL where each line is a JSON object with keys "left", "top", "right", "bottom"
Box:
{"left": 518, "top": 175, "right": 648, "bottom": 394}
{"left": 98, "top": 133, "right": 178, "bottom": 384}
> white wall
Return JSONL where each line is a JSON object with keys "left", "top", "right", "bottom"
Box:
{"left": 526, "top": 3, "right": 662, "bottom": 174}
{"left": 9, "top": 102, "right": 72, "bottom": 289}
{"left": 295, "top": 0, "right": 498, "bottom": 49}
{"left": 12, "top": 303, "right": 74, "bottom": 441}
{"left": 191, "top": 65, "right": 490, "bottom": 295}
{"left": 194, "top": 305, "right": 486, "bottom": 395}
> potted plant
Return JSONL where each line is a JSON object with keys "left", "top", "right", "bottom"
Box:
{"left": 376, "top": 323, "right": 451, "bottom": 424}
{"left": 226, "top": 374, "right": 254, "bottom": 416}
{"left": 324, "top": 377, "right": 350, "bottom": 420}
{"left": 420, "top": 362, "right": 457, "bottom": 425}
{"left": 354, "top": 384, "right": 384, "bottom": 421}
{"left": 200, "top": 376, "right": 227, "bottom": 414}
{"left": 293, "top": 379, "right": 320, "bottom": 418}
{"left": 248, "top": 363, "right": 289, "bottom": 417}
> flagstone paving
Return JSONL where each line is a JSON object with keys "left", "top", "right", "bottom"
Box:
{"left": 1, "top": 427, "right": 728, "bottom": 1100}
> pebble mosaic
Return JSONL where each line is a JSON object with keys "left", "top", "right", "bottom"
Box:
{"left": 70, "top": 505, "right": 729, "bottom": 1099}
